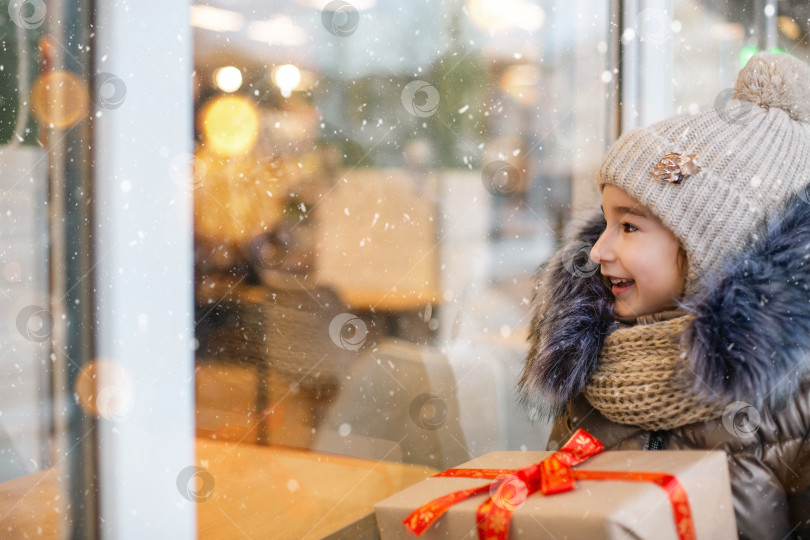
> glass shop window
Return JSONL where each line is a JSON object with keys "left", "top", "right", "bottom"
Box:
{"left": 0, "top": 0, "right": 99, "bottom": 538}
{"left": 190, "top": 2, "right": 606, "bottom": 537}
{"left": 1, "top": 0, "right": 810, "bottom": 539}
{"left": 188, "top": 1, "right": 810, "bottom": 539}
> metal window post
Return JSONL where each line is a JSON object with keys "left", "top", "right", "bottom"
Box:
{"left": 608, "top": 0, "right": 673, "bottom": 144}
{"left": 755, "top": 0, "right": 778, "bottom": 51}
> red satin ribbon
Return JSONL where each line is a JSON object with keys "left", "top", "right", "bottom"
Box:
{"left": 402, "top": 428, "right": 697, "bottom": 540}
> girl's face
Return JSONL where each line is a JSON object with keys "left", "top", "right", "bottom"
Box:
{"left": 590, "top": 185, "right": 686, "bottom": 318}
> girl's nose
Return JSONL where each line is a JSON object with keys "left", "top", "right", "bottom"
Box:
{"left": 590, "top": 244, "right": 601, "bottom": 264}
{"left": 590, "top": 232, "right": 612, "bottom": 264}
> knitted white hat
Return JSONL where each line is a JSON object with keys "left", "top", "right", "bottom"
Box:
{"left": 597, "top": 52, "right": 810, "bottom": 297}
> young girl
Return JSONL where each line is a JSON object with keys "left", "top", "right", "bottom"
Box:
{"left": 520, "top": 52, "right": 810, "bottom": 539}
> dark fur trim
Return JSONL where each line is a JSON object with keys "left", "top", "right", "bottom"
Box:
{"left": 520, "top": 193, "right": 810, "bottom": 418}
{"left": 517, "top": 213, "right": 615, "bottom": 420}
{"left": 684, "top": 192, "right": 810, "bottom": 408}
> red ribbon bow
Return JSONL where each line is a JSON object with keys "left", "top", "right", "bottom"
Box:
{"left": 403, "top": 428, "right": 697, "bottom": 540}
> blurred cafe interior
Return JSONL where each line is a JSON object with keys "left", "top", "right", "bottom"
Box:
{"left": 0, "top": 0, "right": 809, "bottom": 538}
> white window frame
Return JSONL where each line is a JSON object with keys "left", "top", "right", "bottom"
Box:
{"left": 93, "top": 1, "right": 196, "bottom": 538}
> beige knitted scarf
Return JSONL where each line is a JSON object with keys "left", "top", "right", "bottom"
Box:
{"left": 583, "top": 311, "right": 729, "bottom": 431}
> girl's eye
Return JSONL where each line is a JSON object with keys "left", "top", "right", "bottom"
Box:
{"left": 622, "top": 222, "right": 638, "bottom": 233}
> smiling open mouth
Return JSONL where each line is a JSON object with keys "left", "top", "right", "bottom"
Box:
{"left": 608, "top": 277, "right": 635, "bottom": 295}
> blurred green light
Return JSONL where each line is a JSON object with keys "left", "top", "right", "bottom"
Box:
{"left": 739, "top": 45, "right": 787, "bottom": 69}
{"left": 739, "top": 45, "right": 759, "bottom": 68}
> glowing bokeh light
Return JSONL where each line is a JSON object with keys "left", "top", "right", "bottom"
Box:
{"left": 31, "top": 70, "right": 90, "bottom": 128}
{"left": 214, "top": 66, "right": 243, "bottom": 93}
{"left": 201, "top": 94, "right": 259, "bottom": 156}
{"left": 272, "top": 64, "right": 301, "bottom": 98}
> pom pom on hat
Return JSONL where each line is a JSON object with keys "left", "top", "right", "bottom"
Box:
{"left": 733, "top": 52, "right": 810, "bottom": 123}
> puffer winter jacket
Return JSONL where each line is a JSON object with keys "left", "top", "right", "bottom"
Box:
{"left": 520, "top": 192, "right": 810, "bottom": 539}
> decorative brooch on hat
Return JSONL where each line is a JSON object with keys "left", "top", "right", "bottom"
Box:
{"left": 651, "top": 152, "right": 701, "bottom": 184}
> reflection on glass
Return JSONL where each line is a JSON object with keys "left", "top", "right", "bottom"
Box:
{"left": 0, "top": 0, "right": 96, "bottom": 537}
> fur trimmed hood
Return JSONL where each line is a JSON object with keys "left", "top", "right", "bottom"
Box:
{"left": 519, "top": 192, "right": 810, "bottom": 421}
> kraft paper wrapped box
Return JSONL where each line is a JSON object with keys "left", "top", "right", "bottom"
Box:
{"left": 374, "top": 448, "right": 737, "bottom": 539}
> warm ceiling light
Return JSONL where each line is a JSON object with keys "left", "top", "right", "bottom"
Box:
{"left": 296, "top": 0, "right": 376, "bottom": 10}
{"left": 201, "top": 95, "right": 259, "bottom": 157}
{"left": 247, "top": 16, "right": 307, "bottom": 47}
{"left": 190, "top": 5, "right": 245, "bottom": 33}
{"left": 272, "top": 64, "right": 302, "bottom": 98}
{"left": 214, "top": 66, "right": 243, "bottom": 93}
{"left": 467, "top": 0, "right": 545, "bottom": 31}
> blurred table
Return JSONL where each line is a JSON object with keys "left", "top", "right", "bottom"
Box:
{"left": 0, "top": 467, "right": 63, "bottom": 538}
{"left": 197, "top": 438, "right": 435, "bottom": 539}
{"left": 0, "top": 439, "right": 434, "bottom": 539}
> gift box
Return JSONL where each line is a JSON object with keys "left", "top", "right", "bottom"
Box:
{"left": 374, "top": 430, "right": 737, "bottom": 539}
